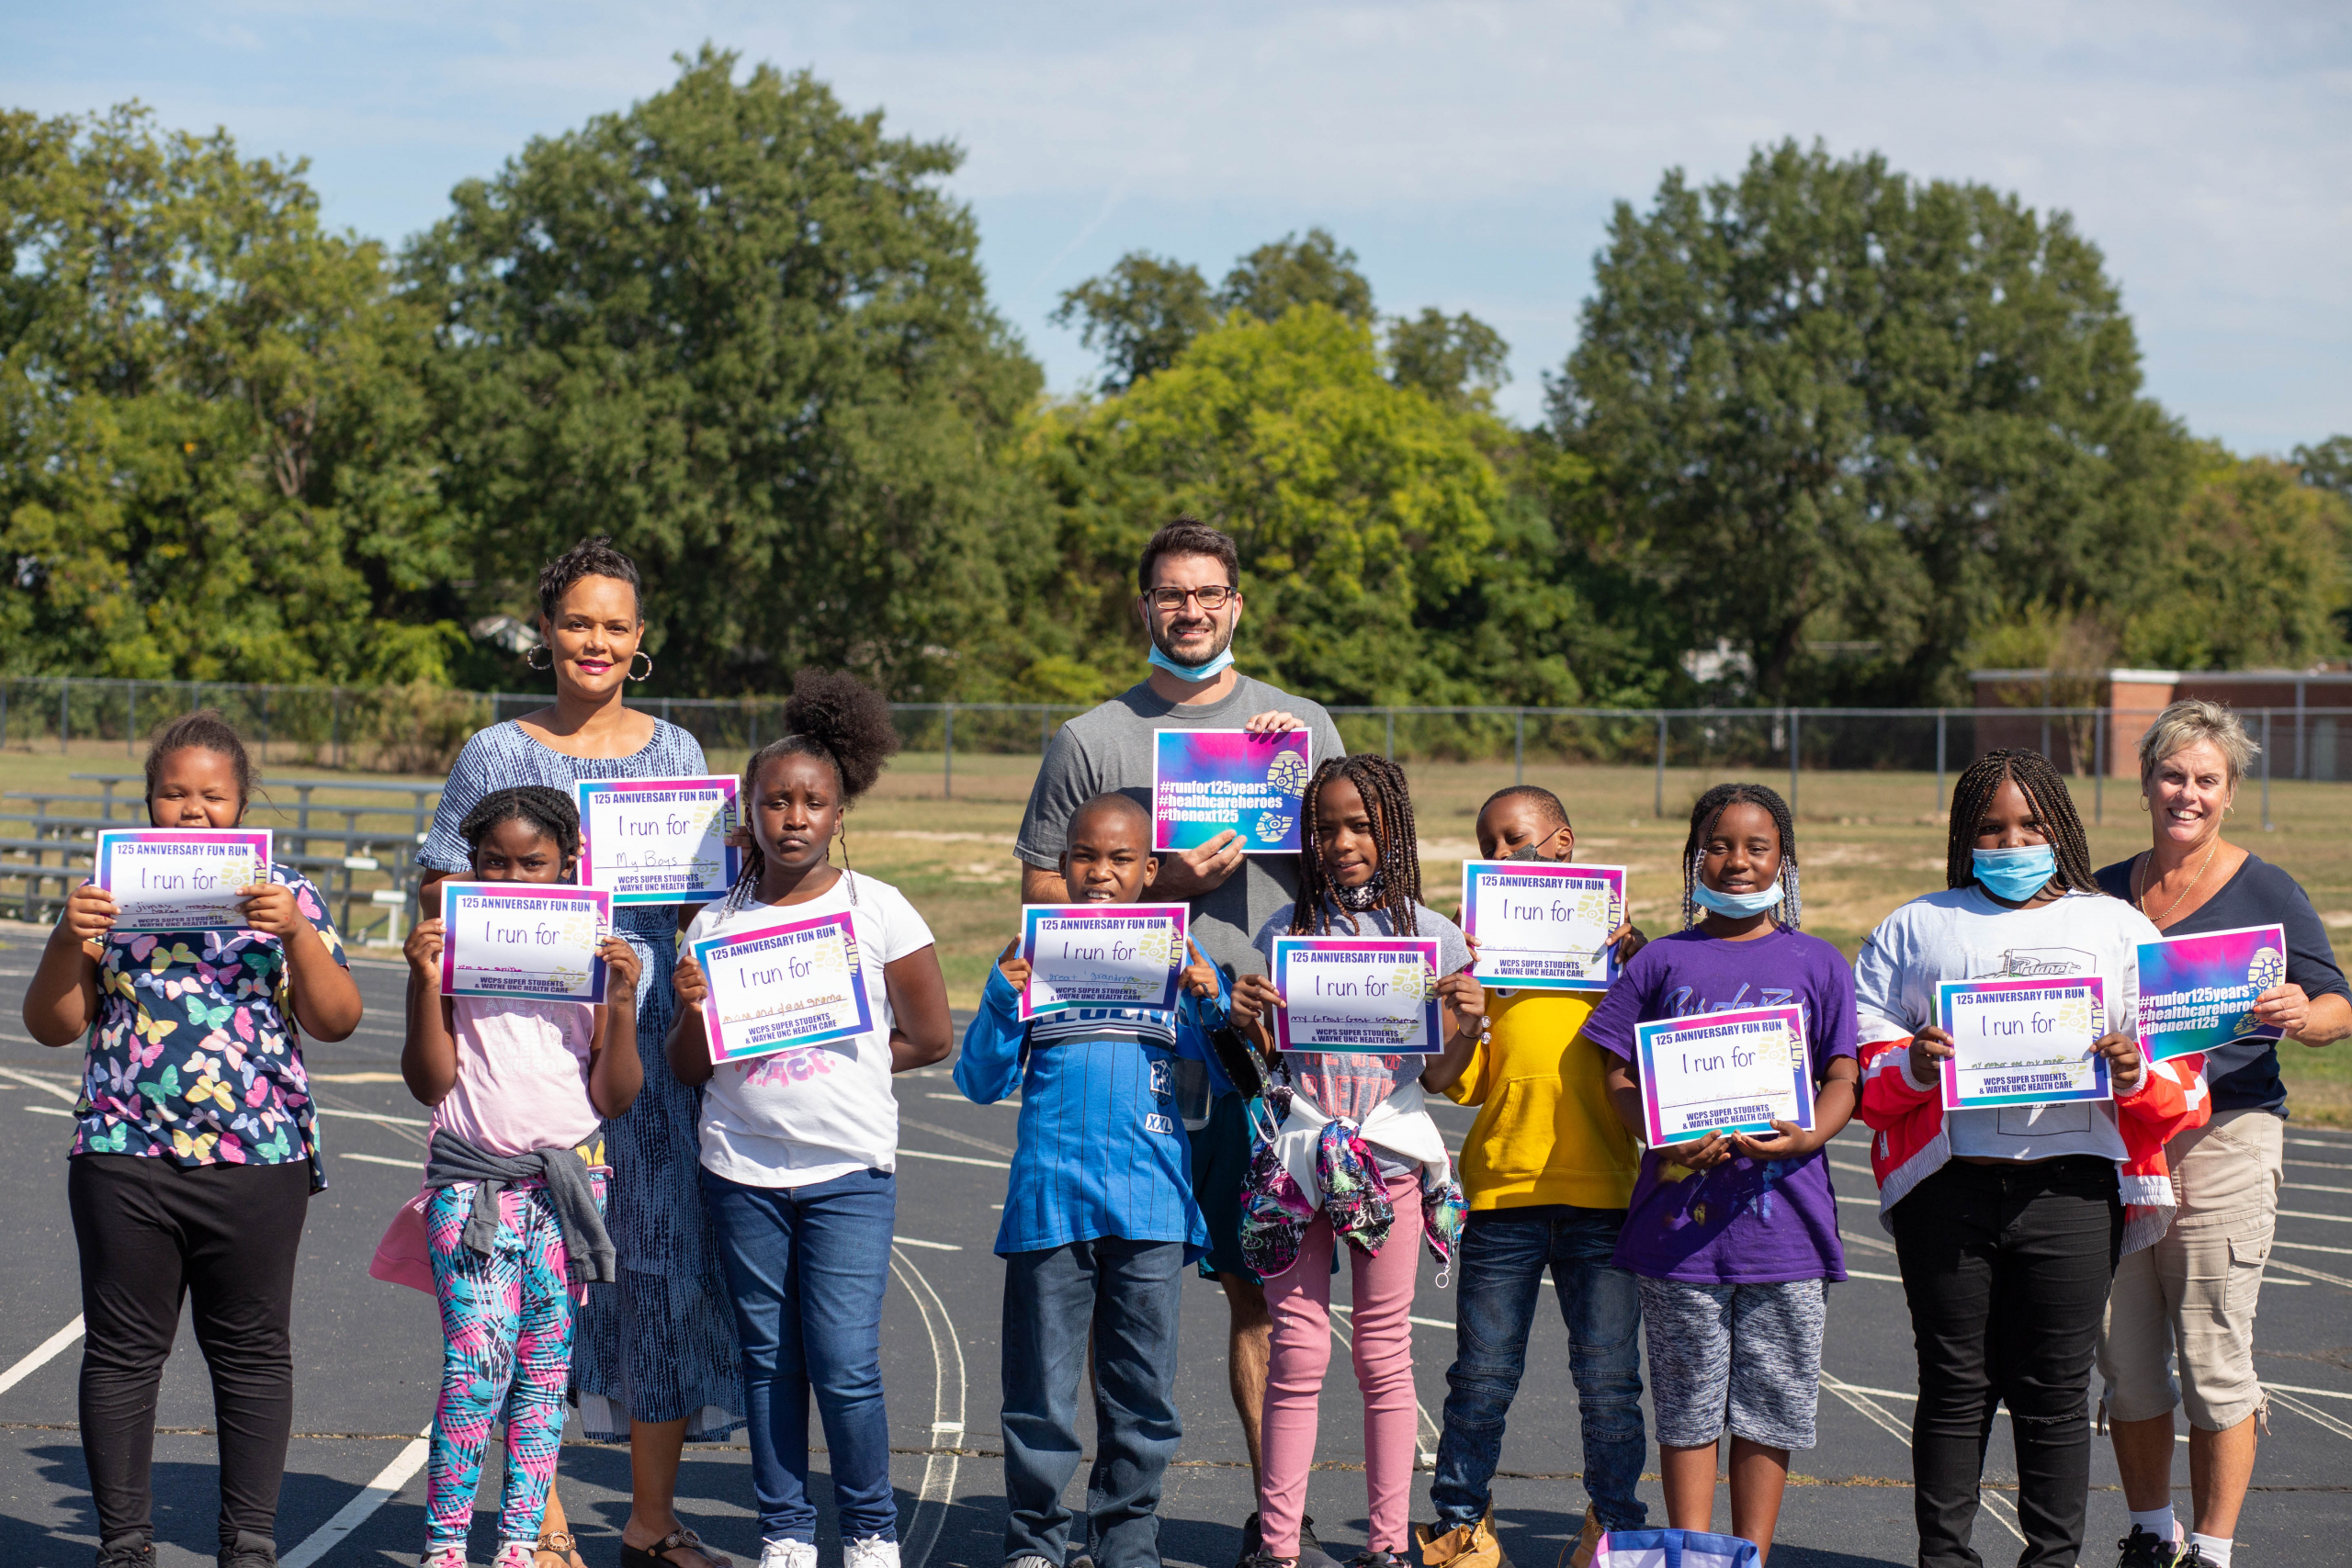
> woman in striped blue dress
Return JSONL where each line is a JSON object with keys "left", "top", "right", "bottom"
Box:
{"left": 420, "top": 538, "right": 741, "bottom": 1568}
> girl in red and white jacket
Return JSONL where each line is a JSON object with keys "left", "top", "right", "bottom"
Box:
{"left": 1853, "top": 749, "right": 2207, "bottom": 1568}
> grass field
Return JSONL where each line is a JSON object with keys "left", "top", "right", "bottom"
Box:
{"left": 8, "top": 739, "right": 2351, "bottom": 1121}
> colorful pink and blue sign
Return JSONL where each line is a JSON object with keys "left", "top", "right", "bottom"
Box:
{"left": 438, "top": 882, "right": 611, "bottom": 1003}
{"left": 95, "top": 829, "right": 274, "bottom": 931}
{"left": 576, "top": 776, "right": 741, "bottom": 906}
{"left": 1634, "top": 1005, "right": 1813, "bottom": 1142}
{"left": 1270, "top": 934, "right": 1443, "bottom": 1055}
{"left": 693, "top": 910, "right": 873, "bottom": 1065}
{"left": 1150, "top": 728, "right": 1313, "bottom": 854}
{"left": 1937, "top": 975, "right": 2110, "bottom": 1110}
{"left": 2136, "top": 923, "right": 2287, "bottom": 1064}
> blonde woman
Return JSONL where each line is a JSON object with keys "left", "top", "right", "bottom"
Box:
{"left": 2096, "top": 700, "right": 2352, "bottom": 1568}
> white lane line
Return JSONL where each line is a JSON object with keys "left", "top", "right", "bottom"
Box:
{"left": 2266, "top": 1388, "right": 2352, "bottom": 1442}
{"left": 891, "top": 1235, "right": 962, "bottom": 1252}
{"left": 316, "top": 1108, "right": 431, "bottom": 1129}
{"left": 1848, "top": 1269, "right": 1904, "bottom": 1283}
{"left": 898, "top": 1146, "right": 1011, "bottom": 1170}
{"left": 2278, "top": 1209, "right": 2352, "bottom": 1224}
{"left": 2269, "top": 1382, "right": 2352, "bottom": 1402}
{"left": 926, "top": 1093, "right": 1015, "bottom": 1108}
{"left": 1818, "top": 1372, "right": 2028, "bottom": 1544}
{"left": 0, "top": 1316, "right": 85, "bottom": 1396}
{"left": 2277, "top": 1238, "right": 2352, "bottom": 1258}
{"left": 339, "top": 1153, "right": 421, "bottom": 1169}
{"left": 0, "top": 1063, "right": 79, "bottom": 1103}
{"left": 22, "top": 1104, "right": 71, "bottom": 1117}
{"left": 277, "top": 1425, "right": 432, "bottom": 1568}
{"left": 2282, "top": 1180, "right": 2352, "bottom": 1195}
{"left": 888, "top": 1247, "right": 967, "bottom": 1568}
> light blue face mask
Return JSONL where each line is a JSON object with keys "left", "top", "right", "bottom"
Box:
{"left": 1148, "top": 640, "right": 1235, "bottom": 682}
{"left": 1973, "top": 844, "right": 2058, "bottom": 902}
{"left": 1693, "top": 881, "right": 1784, "bottom": 919}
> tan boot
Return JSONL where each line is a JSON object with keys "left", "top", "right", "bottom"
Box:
{"left": 1557, "top": 1506, "right": 1603, "bottom": 1568}
{"left": 1416, "top": 1510, "right": 1510, "bottom": 1568}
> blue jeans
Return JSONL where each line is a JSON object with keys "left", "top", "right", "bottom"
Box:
{"left": 1001, "top": 1237, "right": 1186, "bottom": 1568}
{"left": 701, "top": 1167, "right": 899, "bottom": 1545}
{"left": 1430, "top": 1205, "right": 1647, "bottom": 1532}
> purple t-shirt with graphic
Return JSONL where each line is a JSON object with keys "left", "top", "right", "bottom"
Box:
{"left": 1580, "top": 927, "right": 1858, "bottom": 1284}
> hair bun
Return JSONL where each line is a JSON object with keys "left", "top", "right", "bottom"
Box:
{"left": 779, "top": 671, "right": 900, "bottom": 801}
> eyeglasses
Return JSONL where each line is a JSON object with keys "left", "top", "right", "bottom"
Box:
{"left": 1146, "top": 585, "right": 1236, "bottom": 611}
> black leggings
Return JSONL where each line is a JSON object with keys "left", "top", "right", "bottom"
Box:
{"left": 1891, "top": 1156, "right": 2122, "bottom": 1568}
{"left": 69, "top": 1155, "right": 311, "bottom": 1557}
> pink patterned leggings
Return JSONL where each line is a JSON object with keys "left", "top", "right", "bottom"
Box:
{"left": 1259, "top": 1170, "right": 1424, "bottom": 1558}
{"left": 424, "top": 1179, "right": 581, "bottom": 1554}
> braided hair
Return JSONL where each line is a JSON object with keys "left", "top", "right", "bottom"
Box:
{"left": 1680, "top": 782, "right": 1802, "bottom": 930}
{"left": 725, "top": 670, "right": 901, "bottom": 914}
{"left": 460, "top": 785, "right": 581, "bottom": 867}
{"left": 1944, "top": 748, "right": 2099, "bottom": 895}
{"left": 1290, "top": 754, "right": 1423, "bottom": 935}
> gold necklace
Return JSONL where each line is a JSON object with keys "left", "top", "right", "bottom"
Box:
{"left": 2137, "top": 835, "right": 2220, "bottom": 924}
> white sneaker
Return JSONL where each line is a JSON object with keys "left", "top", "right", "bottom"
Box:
{"left": 846, "top": 1538, "right": 903, "bottom": 1568}
{"left": 760, "top": 1541, "right": 820, "bottom": 1568}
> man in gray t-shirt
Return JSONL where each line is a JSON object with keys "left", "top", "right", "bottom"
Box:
{"left": 1013, "top": 519, "right": 1341, "bottom": 1551}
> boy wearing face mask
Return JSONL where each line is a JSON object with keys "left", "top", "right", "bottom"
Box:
{"left": 1419, "top": 788, "right": 1650, "bottom": 1568}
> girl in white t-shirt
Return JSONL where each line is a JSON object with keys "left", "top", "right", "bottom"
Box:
{"left": 668, "top": 672, "right": 953, "bottom": 1568}
{"left": 401, "top": 785, "right": 645, "bottom": 1568}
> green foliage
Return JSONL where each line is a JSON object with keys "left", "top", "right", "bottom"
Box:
{"left": 1009, "top": 306, "right": 1656, "bottom": 710}
{"left": 2296, "top": 435, "right": 2352, "bottom": 501}
{"left": 0, "top": 103, "right": 462, "bottom": 684}
{"left": 2114, "top": 453, "right": 2351, "bottom": 670}
{"left": 1048, "top": 253, "right": 1216, "bottom": 392}
{"left": 1216, "top": 228, "right": 1377, "bottom": 324}
{"left": 404, "top": 46, "right": 1043, "bottom": 698}
{"left": 1555, "top": 139, "right": 2193, "bottom": 705}
{"left": 1387, "top": 308, "right": 1511, "bottom": 409}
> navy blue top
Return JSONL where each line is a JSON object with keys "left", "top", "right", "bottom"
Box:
{"left": 2096, "top": 852, "right": 2349, "bottom": 1116}
{"left": 955, "top": 966, "right": 1223, "bottom": 1259}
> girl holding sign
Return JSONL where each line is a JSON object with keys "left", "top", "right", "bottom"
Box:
{"left": 1852, "top": 750, "right": 2208, "bottom": 1568}
{"left": 23, "top": 711, "right": 362, "bottom": 1568}
{"left": 1583, "top": 784, "right": 1857, "bottom": 1564}
{"left": 667, "top": 672, "right": 953, "bottom": 1568}
{"left": 1226, "top": 755, "right": 1483, "bottom": 1568}
{"left": 398, "top": 786, "right": 645, "bottom": 1568}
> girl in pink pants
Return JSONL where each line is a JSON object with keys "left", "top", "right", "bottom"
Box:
{"left": 1227, "top": 756, "right": 1481, "bottom": 1568}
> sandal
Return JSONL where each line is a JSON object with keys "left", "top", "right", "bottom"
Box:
{"left": 533, "top": 1529, "right": 588, "bottom": 1568}
{"left": 619, "top": 1529, "right": 732, "bottom": 1568}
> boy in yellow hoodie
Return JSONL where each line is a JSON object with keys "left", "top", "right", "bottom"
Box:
{"left": 1418, "top": 787, "right": 1646, "bottom": 1568}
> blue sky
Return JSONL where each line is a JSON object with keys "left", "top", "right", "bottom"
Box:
{"left": 7, "top": 2, "right": 2348, "bottom": 451}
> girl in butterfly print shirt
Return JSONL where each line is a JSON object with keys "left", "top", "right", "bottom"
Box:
{"left": 22, "top": 710, "right": 362, "bottom": 1568}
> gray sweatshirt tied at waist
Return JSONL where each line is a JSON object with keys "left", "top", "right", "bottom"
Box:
{"left": 424, "top": 1129, "right": 616, "bottom": 1287}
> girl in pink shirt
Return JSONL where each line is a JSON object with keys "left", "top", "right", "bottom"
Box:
{"left": 401, "top": 786, "right": 644, "bottom": 1568}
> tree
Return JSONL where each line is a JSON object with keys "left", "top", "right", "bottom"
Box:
{"left": 2296, "top": 435, "right": 2352, "bottom": 502}
{"left": 2114, "top": 451, "right": 2350, "bottom": 670}
{"left": 1553, "top": 140, "right": 2190, "bottom": 704}
{"left": 1387, "top": 308, "right": 1510, "bottom": 409}
{"left": 0, "top": 104, "right": 460, "bottom": 683}
{"left": 1048, "top": 252, "right": 1216, "bottom": 392}
{"left": 1217, "top": 228, "right": 1375, "bottom": 324}
{"left": 406, "top": 47, "right": 1044, "bottom": 697}
{"left": 1012, "top": 305, "right": 1634, "bottom": 709}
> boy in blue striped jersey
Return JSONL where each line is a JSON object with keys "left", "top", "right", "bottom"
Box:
{"left": 958, "top": 793, "right": 1230, "bottom": 1568}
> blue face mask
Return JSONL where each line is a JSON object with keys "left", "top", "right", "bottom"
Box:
{"left": 1148, "top": 641, "right": 1235, "bottom": 683}
{"left": 1692, "top": 881, "right": 1784, "bottom": 919}
{"left": 1973, "top": 844, "right": 2058, "bottom": 902}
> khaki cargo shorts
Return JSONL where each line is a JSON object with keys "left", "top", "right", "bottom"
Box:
{"left": 2098, "top": 1107, "right": 2284, "bottom": 1431}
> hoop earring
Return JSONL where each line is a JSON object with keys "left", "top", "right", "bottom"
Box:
{"left": 526, "top": 645, "right": 552, "bottom": 671}
{"left": 2137, "top": 796, "right": 2148, "bottom": 812}
{"left": 628, "top": 651, "right": 653, "bottom": 682}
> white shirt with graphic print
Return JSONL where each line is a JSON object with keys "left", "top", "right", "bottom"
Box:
{"left": 1852, "top": 886, "right": 2161, "bottom": 1162}
{"left": 684, "top": 872, "right": 935, "bottom": 1189}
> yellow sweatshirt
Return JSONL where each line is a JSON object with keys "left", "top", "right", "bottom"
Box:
{"left": 1443, "top": 988, "right": 1639, "bottom": 1211}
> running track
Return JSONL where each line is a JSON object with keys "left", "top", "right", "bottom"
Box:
{"left": 2, "top": 941, "right": 2347, "bottom": 1566}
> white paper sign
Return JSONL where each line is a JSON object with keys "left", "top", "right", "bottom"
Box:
{"left": 95, "top": 829, "right": 274, "bottom": 932}
{"left": 438, "top": 882, "right": 611, "bottom": 1002}
{"left": 1634, "top": 1006, "right": 1814, "bottom": 1143}
{"left": 1270, "top": 935, "right": 1444, "bottom": 1055}
{"left": 1019, "top": 904, "right": 1188, "bottom": 1020}
{"left": 693, "top": 911, "right": 874, "bottom": 1065}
